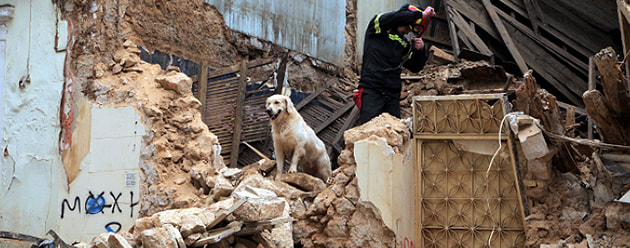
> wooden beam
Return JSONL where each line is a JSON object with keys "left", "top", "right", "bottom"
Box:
{"left": 274, "top": 53, "right": 289, "bottom": 95}
{"left": 314, "top": 101, "right": 355, "bottom": 134}
{"left": 197, "top": 62, "right": 208, "bottom": 120}
{"left": 444, "top": 3, "right": 460, "bottom": 62}
{"left": 447, "top": 0, "right": 500, "bottom": 40}
{"left": 501, "top": 20, "right": 586, "bottom": 105}
{"left": 190, "top": 58, "right": 275, "bottom": 82}
{"left": 229, "top": 59, "right": 248, "bottom": 168}
{"left": 448, "top": 7, "right": 493, "bottom": 56}
{"left": 588, "top": 57, "right": 595, "bottom": 139}
{"left": 522, "top": 0, "right": 542, "bottom": 33}
{"left": 331, "top": 106, "right": 359, "bottom": 151}
{"left": 619, "top": 0, "right": 630, "bottom": 79}
{"left": 295, "top": 78, "right": 336, "bottom": 110}
{"left": 495, "top": 10, "right": 588, "bottom": 73}
{"left": 482, "top": 0, "right": 528, "bottom": 74}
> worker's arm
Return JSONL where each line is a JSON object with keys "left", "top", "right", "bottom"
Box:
{"left": 403, "top": 39, "right": 428, "bottom": 73}
{"left": 371, "top": 9, "right": 423, "bottom": 35}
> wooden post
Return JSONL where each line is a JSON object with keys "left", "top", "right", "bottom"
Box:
{"left": 197, "top": 62, "right": 208, "bottom": 121}
{"left": 229, "top": 59, "right": 248, "bottom": 168}
{"left": 618, "top": 0, "right": 630, "bottom": 80}
{"left": 444, "top": 2, "right": 460, "bottom": 61}
{"left": 587, "top": 57, "right": 595, "bottom": 139}
{"left": 482, "top": 0, "right": 528, "bottom": 74}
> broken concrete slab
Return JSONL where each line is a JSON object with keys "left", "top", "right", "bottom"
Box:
{"left": 232, "top": 185, "right": 286, "bottom": 222}
{"left": 140, "top": 224, "right": 185, "bottom": 248}
{"left": 277, "top": 172, "right": 326, "bottom": 192}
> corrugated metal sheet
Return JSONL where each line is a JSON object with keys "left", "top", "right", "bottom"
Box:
{"left": 205, "top": 0, "right": 346, "bottom": 65}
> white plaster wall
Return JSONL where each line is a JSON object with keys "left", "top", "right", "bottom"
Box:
{"left": 354, "top": 137, "right": 416, "bottom": 247}
{"left": 0, "top": 0, "right": 66, "bottom": 236}
{"left": 0, "top": 1, "right": 145, "bottom": 243}
{"left": 58, "top": 105, "right": 144, "bottom": 242}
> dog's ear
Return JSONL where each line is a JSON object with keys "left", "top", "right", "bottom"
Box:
{"left": 285, "top": 96, "right": 295, "bottom": 114}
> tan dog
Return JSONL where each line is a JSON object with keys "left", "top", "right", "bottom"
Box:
{"left": 265, "top": 94, "right": 332, "bottom": 182}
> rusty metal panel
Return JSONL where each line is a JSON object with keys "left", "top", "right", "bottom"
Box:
{"left": 413, "top": 94, "right": 526, "bottom": 248}
{"left": 205, "top": 0, "right": 345, "bottom": 65}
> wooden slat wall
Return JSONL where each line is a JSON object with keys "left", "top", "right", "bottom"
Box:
{"left": 428, "top": 0, "right": 622, "bottom": 106}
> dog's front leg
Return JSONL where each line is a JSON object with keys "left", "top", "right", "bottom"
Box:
{"left": 275, "top": 145, "right": 285, "bottom": 180}
{"left": 288, "top": 148, "right": 303, "bottom": 173}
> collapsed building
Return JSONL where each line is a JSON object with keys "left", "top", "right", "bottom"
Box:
{"left": 0, "top": 0, "right": 629, "bottom": 248}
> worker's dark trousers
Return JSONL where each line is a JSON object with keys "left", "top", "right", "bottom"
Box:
{"left": 358, "top": 87, "right": 400, "bottom": 124}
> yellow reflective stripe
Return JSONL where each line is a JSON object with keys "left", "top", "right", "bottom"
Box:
{"left": 374, "top": 13, "right": 384, "bottom": 34}
{"left": 403, "top": 51, "right": 414, "bottom": 61}
{"left": 388, "top": 34, "right": 408, "bottom": 47}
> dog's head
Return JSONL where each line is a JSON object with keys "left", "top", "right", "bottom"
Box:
{"left": 266, "top": 94, "right": 295, "bottom": 121}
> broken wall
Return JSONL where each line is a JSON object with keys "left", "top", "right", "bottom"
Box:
{"left": 351, "top": 118, "right": 416, "bottom": 246}
{"left": 206, "top": 0, "right": 346, "bottom": 65}
{"left": 0, "top": 0, "right": 66, "bottom": 237}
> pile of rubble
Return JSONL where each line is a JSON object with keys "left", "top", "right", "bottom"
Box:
{"left": 72, "top": 109, "right": 408, "bottom": 248}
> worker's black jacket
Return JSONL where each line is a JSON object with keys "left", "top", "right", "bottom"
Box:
{"left": 359, "top": 6, "right": 427, "bottom": 93}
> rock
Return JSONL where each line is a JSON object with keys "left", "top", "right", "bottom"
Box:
{"left": 344, "top": 177, "right": 360, "bottom": 204}
{"left": 141, "top": 224, "right": 185, "bottom": 248}
{"left": 333, "top": 171, "right": 351, "bottom": 185}
{"left": 156, "top": 71, "right": 193, "bottom": 95}
{"left": 184, "top": 233, "right": 202, "bottom": 247}
{"left": 107, "top": 233, "right": 133, "bottom": 248}
{"left": 347, "top": 203, "right": 396, "bottom": 247}
{"left": 176, "top": 95, "right": 202, "bottom": 109}
{"left": 232, "top": 185, "right": 286, "bottom": 222}
{"left": 605, "top": 202, "right": 630, "bottom": 230}
{"left": 337, "top": 150, "right": 355, "bottom": 166}
{"left": 150, "top": 208, "right": 216, "bottom": 237}
{"left": 324, "top": 215, "right": 349, "bottom": 238}
{"left": 211, "top": 174, "right": 235, "bottom": 199}
{"left": 293, "top": 220, "right": 323, "bottom": 243}
{"left": 112, "top": 64, "right": 123, "bottom": 74}
{"left": 330, "top": 183, "right": 345, "bottom": 197}
{"left": 237, "top": 171, "right": 304, "bottom": 200}
{"left": 343, "top": 113, "right": 410, "bottom": 153}
{"left": 332, "top": 197, "right": 355, "bottom": 216}
{"left": 278, "top": 172, "right": 326, "bottom": 192}
{"left": 267, "top": 200, "right": 293, "bottom": 248}
{"left": 88, "top": 233, "right": 110, "bottom": 248}
{"left": 307, "top": 188, "right": 337, "bottom": 216}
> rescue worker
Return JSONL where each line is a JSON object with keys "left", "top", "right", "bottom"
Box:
{"left": 355, "top": 4, "right": 436, "bottom": 124}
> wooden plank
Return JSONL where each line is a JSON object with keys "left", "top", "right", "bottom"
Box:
{"left": 295, "top": 78, "right": 336, "bottom": 110}
{"left": 331, "top": 106, "right": 359, "bottom": 152}
{"left": 197, "top": 62, "right": 208, "bottom": 120}
{"left": 314, "top": 101, "right": 355, "bottom": 134}
{"left": 537, "top": 0, "right": 610, "bottom": 57}
{"left": 482, "top": 0, "right": 528, "bottom": 74}
{"left": 448, "top": 7, "right": 493, "bottom": 56}
{"left": 588, "top": 57, "right": 595, "bottom": 139}
{"left": 444, "top": 3, "right": 460, "bottom": 61}
{"left": 192, "top": 58, "right": 274, "bottom": 81}
{"left": 495, "top": 10, "right": 587, "bottom": 73}
{"left": 503, "top": 23, "right": 585, "bottom": 105}
{"left": 229, "top": 60, "right": 248, "bottom": 168}
{"left": 447, "top": 0, "right": 500, "bottom": 40}
{"left": 620, "top": 0, "right": 630, "bottom": 79}
{"left": 522, "top": 0, "right": 541, "bottom": 33}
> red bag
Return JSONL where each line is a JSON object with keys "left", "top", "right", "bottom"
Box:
{"left": 353, "top": 87, "right": 364, "bottom": 111}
